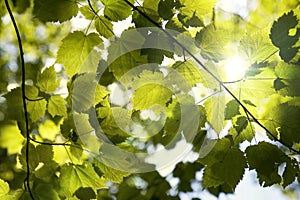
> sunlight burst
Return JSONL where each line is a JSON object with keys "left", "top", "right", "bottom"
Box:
{"left": 224, "top": 55, "right": 249, "bottom": 81}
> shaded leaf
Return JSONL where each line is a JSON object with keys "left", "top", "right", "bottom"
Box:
{"left": 33, "top": 0, "right": 78, "bottom": 22}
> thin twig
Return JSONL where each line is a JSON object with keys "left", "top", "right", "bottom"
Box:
{"left": 124, "top": 0, "right": 300, "bottom": 154}
{"left": 4, "top": 0, "right": 35, "bottom": 199}
{"left": 86, "top": 0, "right": 114, "bottom": 36}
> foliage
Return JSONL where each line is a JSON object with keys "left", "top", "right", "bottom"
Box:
{"left": 0, "top": 0, "right": 300, "bottom": 199}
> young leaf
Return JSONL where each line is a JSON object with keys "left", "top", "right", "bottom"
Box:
{"left": 101, "top": 0, "right": 134, "bottom": 21}
{"left": 95, "top": 16, "right": 114, "bottom": 38}
{"left": 0, "top": 122, "right": 25, "bottom": 154}
{"left": 37, "top": 66, "right": 60, "bottom": 93}
{"left": 59, "top": 162, "right": 107, "bottom": 197}
{"left": 38, "top": 120, "right": 60, "bottom": 141}
{"left": 93, "top": 159, "right": 130, "bottom": 183}
{"left": 48, "top": 95, "right": 67, "bottom": 117}
{"left": 204, "top": 94, "right": 226, "bottom": 134}
{"left": 26, "top": 99, "right": 47, "bottom": 122}
{"left": 195, "top": 24, "right": 230, "bottom": 61}
{"left": 33, "top": 0, "right": 78, "bottom": 22}
{"left": 133, "top": 83, "right": 172, "bottom": 110}
{"left": 0, "top": 179, "right": 10, "bottom": 197}
{"left": 72, "top": 73, "right": 98, "bottom": 112}
{"left": 180, "top": 0, "right": 217, "bottom": 21}
{"left": 56, "top": 31, "right": 102, "bottom": 77}
{"left": 173, "top": 60, "right": 205, "bottom": 87}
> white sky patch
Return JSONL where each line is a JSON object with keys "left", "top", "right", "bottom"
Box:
{"left": 223, "top": 54, "right": 249, "bottom": 81}
{"left": 146, "top": 138, "right": 197, "bottom": 177}
{"left": 216, "top": 0, "right": 257, "bottom": 18}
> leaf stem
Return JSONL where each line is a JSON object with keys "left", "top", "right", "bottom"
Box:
{"left": 4, "top": 0, "right": 35, "bottom": 199}
{"left": 124, "top": 0, "right": 300, "bottom": 154}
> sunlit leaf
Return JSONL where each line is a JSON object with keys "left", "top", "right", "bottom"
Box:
{"left": 59, "top": 162, "right": 107, "bottom": 197}
{"left": 57, "top": 31, "right": 102, "bottom": 77}
{"left": 37, "top": 66, "right": 60, "bottom": 93}
{"left": 101, "top": 0, "right": 134, "bottom": 21}
{"left": 48, "top": 95, "right": 67, "bottom": 117}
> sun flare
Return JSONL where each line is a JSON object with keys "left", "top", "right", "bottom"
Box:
{"left": 224, "top": 55, "right": 249, "bottom": 81}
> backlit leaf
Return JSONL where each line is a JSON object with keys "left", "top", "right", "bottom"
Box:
{"left": 48, "top": 95, "right": 67, "bottom": 117}
{"left": 27, "top": 99, "right": 47, "bottom": 121}
{"left": 57, "top": 31, "right": 102, "bottom": 77}
{"left": 95, "top": 16, "right": 114, "bottom": 38}
{"left": 101, "top": 0, "right": 134, "bottom": 21}
{"left": 37, "top": 66, "right": 60, "bottom": 93}
{"left": 59, "top": 162, "right": 107, "bottom": 197}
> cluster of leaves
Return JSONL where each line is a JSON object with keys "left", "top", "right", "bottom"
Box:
{"left": 0, "top": 0, "right": 300, "bottom": 199}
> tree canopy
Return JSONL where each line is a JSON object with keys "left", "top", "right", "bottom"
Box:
{"left": 0, "top": 0, "right": 300, "bottom": 199}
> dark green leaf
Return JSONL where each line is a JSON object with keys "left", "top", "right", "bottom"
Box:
{"left": 225, "top": 100, "right": 240, "bottom": 120}
{"left": 33, "top": 0, "right": 78, "bottom": 22}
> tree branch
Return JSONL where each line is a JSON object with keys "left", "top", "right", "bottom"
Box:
{"left": 4, "top": 0, "right": 35, "bottom": 199}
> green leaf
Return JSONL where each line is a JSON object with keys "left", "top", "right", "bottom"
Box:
{"left": 19, "top": 143, "right": 54, "bottom": 171}
{"left": 133, "top": 83, "right": 172, "bottom": 110}
{"left": 242, "top": 100, "right": 256, "bottom": 107}
{"left": 225, "top": 100, "right": 240, "bottom": 120}
{"left": 27, "top": 99, "right": 47, "bottom": 122}
{"left": 59, "top": 162, "right": 107, "bottom": 197}
{"left": 270, "top": 11, "right": 300, "bottom": 62}
{"left": 173, "top": 162, "right": 204, "bottom": 192}
{"left": 94, "top": 84, "right": 110, "bottom": 105}
{"left": 0, "top": 122, "right": 25, "bottom": 154}
{"left": 101, "top": 0, "right": 134, "bottom": 21}
{"left": 57, "top": 31, "right": 102, "bottom": 77}
{"left": 282, "top": 158, "right": 299, "bottom": 188}
{"left": 48, "top": 95, "right": 67, "bottom": 117}
{"left": 0, "top": 179, "right": 9, "bottom": 197}
{"left": 234, "top": 116, "right": 248, "bottom": 133}
{"left": 93, "top": 159, "right": 130, "bottom": 183}
{"left": 204, "top": 94, "right": 226, "bottom": 134}
{"left": 246, "top": 142, "right": 288, "bottom": 186}
{"left": 33, "top": 0, "right": 78, "bottom": 22}
{"left": 158, "top": 0, "right": 174, "bottom": 20}
{"left": 200, "top": 138, "right": 246, "bottom": 190}
{"left": 195, "top": 24, "right": 230, "bottom": 61}
{"left": 95, "top": 16, "right": 114, "bottom": 38}
{"left": 37, "top": 66, "right": 60, "bottom": 93}
{"left": 79, "top": 6, "right": 95, "bottom": 20}
{"left": 229, "top": 117, "right": 254, "bottom": 144}
{"left": 72, "top": 73, "right": 98, "bottom": 112}
{"left": 98, "top": 107, "right": 131, "bottom": 141}
{"left": 179, "top": 0, "right": 217, "bottom": 21}
{"left": 260, "top": 102, "right": 300, "bottom": 146}
{"left": 108, "top": 50, "right": 148, "bottom": 82}
{"left": 39, "top": 120, "right": 60, "bottom": 141}
{"left": 173, "top": 60, "right": 205, "bottom": 87}
{"left": 3, "top": 88, "right": 23, "bottom": 121}
{"left": 239, "top": 30, "right": 277, "bottom": 63}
